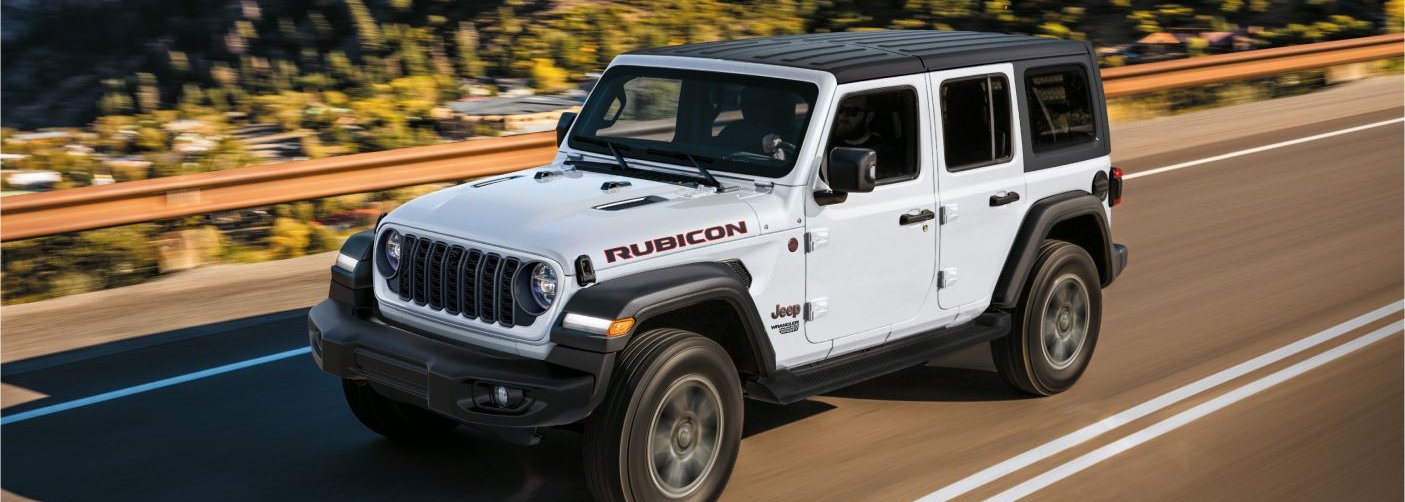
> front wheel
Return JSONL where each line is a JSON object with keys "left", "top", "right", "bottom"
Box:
{"left": 583, "top": 328, "right": 744, "bottom": 502}
{"left": 992, "top": 240, "right": 1103, "bottom": 395}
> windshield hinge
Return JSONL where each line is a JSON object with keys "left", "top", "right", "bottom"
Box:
{"left": 753, "top": 181, "right": 774, "bottom": 194}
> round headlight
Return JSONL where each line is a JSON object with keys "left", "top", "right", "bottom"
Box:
{"left": 382, "top": 230, "right": 402, "bottom": 274}
{"left": 529, "top": 262, "right": 558, "bottom": 310}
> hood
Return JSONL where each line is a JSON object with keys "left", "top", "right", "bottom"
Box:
{"left": 383, "top": 167, "right": 766, "bottom": 273}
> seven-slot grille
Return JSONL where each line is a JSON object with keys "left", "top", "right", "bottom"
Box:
{"left": 387, "top": 234, "right": 525, "bottom": 327}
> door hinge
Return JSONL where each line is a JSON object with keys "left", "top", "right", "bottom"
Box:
{"left": 940, "top": 204, "right": 959, "bottom": 225}
{"left": 805, "top": 298, "right": 829, "bottom": 321}
{"left": 804, "top": 228, "right": 829, "bottom": 252}
{"left": 938, "top": 268, "right": 959, "bottom": 289}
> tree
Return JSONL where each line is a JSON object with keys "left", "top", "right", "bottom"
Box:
{"left": 269, "top": 218, "right": 312, "bottom": 258}
{"left": 456, "top": 22, "right": 487, "bottom": 78}
{"left": 345, "top": 0, "right": 385, "bottom": 52}
{"left": 1387, "top": 0, "right": 1403, "bottom": 33}
{"left": 530, "top": 58, "right": 569, "bottom": 93}
{"left": 136, "top": 73, "right": 161, "bottom": 113}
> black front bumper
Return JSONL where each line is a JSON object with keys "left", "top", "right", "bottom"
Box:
{"left": 308, "top": 300, "right": 613, "bottom": 428}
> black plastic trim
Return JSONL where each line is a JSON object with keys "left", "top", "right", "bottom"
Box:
{"left": 993, "top": 191, "right": 1118, "bottom": 309}
{"left": 331, "top": 230, "right": 376, "bottom": 314}
{"left": 1110, "top": 243, "right": 1129, "bottom": 282}
{"left": 1092, "top": 170, "right": 1110, "bottom": 200}
{"left": 550, "top": 262, "right": 776, "bottom": 375}
{"left": 748, "top": 311, "right": 1010, "bottom": 404}
{"left": 310, "top": 300, "right": 612, "bottom": 427}
{"left": 574, "top": 255, "right": 596, "bottom": 286}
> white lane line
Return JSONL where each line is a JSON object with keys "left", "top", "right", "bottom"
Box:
{"left": 989, "top": 320, "right": 1404, "bottom": 501}
{"left": 917, "top": 300, "right": 1403, "bottom": 502}
{"left": 1125, "top": 117, "right": 1405, "bottom": 180}
{"left": 0, "top": 347, "right": 311, "bottom": 426}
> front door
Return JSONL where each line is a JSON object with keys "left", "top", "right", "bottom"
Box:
{"left": 804, "top": 75, "right": 938, "bottom": 344}
{"left": 930, "top": 64, "right": 1028, "bottom": 310}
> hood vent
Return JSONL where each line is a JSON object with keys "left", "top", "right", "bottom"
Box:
{"left": 594, "top": 195, "right": 667, "bottom": 211}
{"left": 471, "top": 175, "right": 523, "bottom": 188}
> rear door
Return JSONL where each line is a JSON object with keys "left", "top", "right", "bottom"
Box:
{"left": 929, "top": 64, "right": 1028, "bottom": 311}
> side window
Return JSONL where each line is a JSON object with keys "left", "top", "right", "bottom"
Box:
{"left": 827, "top": 88, "right": 919, "bottom": 183}
{"left": 1025, "top": 66, "right": 1095, "bottom": 152}
{"left": 940, "top": 74, "right": 1012, "bottom": 171}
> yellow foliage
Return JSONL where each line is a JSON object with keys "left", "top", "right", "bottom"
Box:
{"left": 269, "top": 218, "right": 312, "bottom": 258}
{"left": 530, "top": 58, "right": 569, "bottom": 93}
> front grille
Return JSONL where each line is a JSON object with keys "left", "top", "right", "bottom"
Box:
{"left": 386, "top": 234, "right": 528, "bottom": 328}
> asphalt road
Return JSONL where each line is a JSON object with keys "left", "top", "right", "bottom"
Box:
{"left": 2, "top": 91, "right": 1401, "bottom": 500}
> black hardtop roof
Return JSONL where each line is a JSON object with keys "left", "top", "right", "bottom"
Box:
{"left": 628, "top": 30, "right": 1090, "bottom": 83}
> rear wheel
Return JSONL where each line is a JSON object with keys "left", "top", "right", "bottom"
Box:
{"left": 342, "top": 379, "right": 457, "bottom": 440}
{"left": 992, "top": 240, "right": 1102, "bottom": 395}
{"left": 583, "top": 328, "right": 744, "bottom": 502}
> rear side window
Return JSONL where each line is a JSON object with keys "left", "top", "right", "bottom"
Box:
{"left": 940, "top": 75, "right": 1012, "bottom": 171}
{"left": 1025, "top": 67, "right": 1096, "bottom": 152}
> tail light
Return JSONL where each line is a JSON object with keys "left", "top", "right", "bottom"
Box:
{"left": 1109, "top": 166, "right": 1124, "bottom": 207}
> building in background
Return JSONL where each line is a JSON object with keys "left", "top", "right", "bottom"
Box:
{"left": 437, "top": 94, "right": 583, "bottom": 137}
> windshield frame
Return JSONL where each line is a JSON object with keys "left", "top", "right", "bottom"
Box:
{"left": 566, "top": 65, "right": 822, "bottom": 180}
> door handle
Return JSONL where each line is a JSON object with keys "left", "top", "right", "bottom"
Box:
{"left": 990, "top": 191, "right": 1020, "bottom": 206}
{"left": 899, "top": 209, "right": 936, "bottom": 225}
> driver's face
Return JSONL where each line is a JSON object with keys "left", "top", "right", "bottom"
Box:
{"left": 834, "top": 100, "right": 869, "bottom": 138}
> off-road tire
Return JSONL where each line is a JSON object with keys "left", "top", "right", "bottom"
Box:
{"left": 342, "top": 378, "right": 458, "bottom": 440}
{"left": 992, "top": 240, "right": 1102, "bottom": 395}
{"left": 583, "top": 328, "right": 744, "bottom": 502}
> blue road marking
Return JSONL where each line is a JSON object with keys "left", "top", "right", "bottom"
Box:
{"left": 1, "top": 347, "right": 312, "bottom": 426}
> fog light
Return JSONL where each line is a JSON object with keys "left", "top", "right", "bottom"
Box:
{"left": 494, "top": 385, "right": 511, "bottom": 407}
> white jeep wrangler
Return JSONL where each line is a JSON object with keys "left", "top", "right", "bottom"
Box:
{"left": 310, "top": 30, "right": 1127, "bottom": 501}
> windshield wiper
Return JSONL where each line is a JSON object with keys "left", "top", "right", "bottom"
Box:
{"left": 645, "top": 148, "right": 727, "bottom": 193}
{"left": 570, "top": 134, "right": 629, "bottom": 171}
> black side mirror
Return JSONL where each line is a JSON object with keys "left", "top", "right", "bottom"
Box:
{"left": 556, "top": 111, "right": 578, "bottom": 146}
{"left": 826, "top": 147, "right": 877, "bottom": 194}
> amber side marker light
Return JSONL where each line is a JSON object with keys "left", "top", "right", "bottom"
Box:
{"left": 607, "top": 318, "right": 636, "bottom": 337}
{"left": 562, "top": 313, "right": 636, "bottom": 337}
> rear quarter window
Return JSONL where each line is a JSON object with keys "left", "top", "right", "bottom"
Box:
{"left": 1024, "top": 66, "right": 1096, "bottom": 153}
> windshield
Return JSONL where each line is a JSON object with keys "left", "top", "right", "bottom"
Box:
{"left": 568, "top": 65, "right": 820, "bottom": 179}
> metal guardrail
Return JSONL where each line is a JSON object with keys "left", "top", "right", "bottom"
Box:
{"left": 1, "top": 34, "right": 1400, "bottom": 241}
{"left": 1101, "top": 33, "right": 1403, "bottom": 97}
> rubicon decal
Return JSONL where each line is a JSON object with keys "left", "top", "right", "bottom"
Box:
{"left": 604, "top": 221, "right": 748, "bottom": 263}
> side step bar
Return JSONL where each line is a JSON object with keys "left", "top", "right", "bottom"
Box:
{"left": 746, "top": 311, "right": 1011, "bottom": 404}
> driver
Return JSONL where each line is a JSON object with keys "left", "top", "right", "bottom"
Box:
{"left": 831, "top": 95, "right": 887, "bottom": 151}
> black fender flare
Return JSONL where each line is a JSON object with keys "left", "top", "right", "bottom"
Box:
{"left": 550, "top": 262, "right": 776, "bottom": 376}
{"left": 330, "top": 229, "right": 376, "bottom": 312}
{"left": 993, "top": 191, "right": 1114, "bottom": 310}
